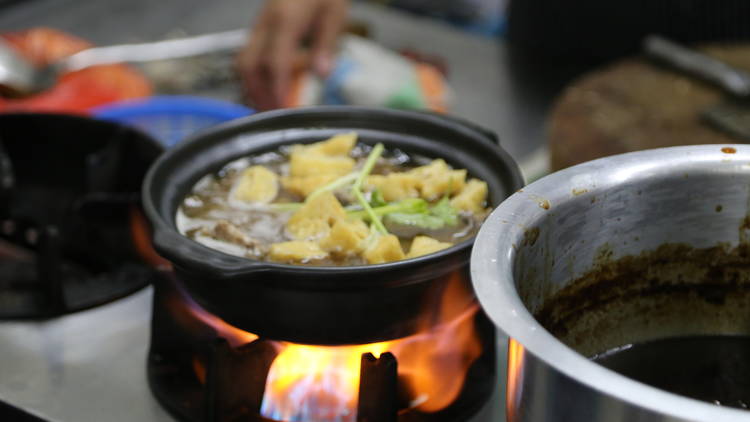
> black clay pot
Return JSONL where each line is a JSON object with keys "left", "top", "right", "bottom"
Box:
{"left": 142, "top": 107, "right": 523, "bottom": 345}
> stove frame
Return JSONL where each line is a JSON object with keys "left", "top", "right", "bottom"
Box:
{"left": 0, "top": 114, "right": 163, "bottom": 319}
{"left": 147, "top": 272, "right": 496, "bottom": 422}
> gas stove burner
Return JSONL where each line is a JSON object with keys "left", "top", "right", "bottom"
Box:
{"left": 0, "top": 113, "right": 163, "bottom": 318}
{"left": 139, "top": 107, "right": 521, "bottom": 422}
{"left": 147, "top": 272, "right": 496, "bottom": 422}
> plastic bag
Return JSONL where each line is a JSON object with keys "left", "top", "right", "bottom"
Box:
{"left": 287, "top": 36, "right": 451, "bottom": 112}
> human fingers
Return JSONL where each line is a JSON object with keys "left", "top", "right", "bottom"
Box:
{"left": 311, "top": 0, "right": 349, "bottom": 76}
{"left": 237, "top": 9, "right": 273, "bottom": 108}
{"left": 253, "top": 49, "right": 312, "bottom": 109}
{"left": 266, "top": 6, "right": 310, "bottom": 107}
{"left": 243, "top": 67, "right": 276, "bottom": 110}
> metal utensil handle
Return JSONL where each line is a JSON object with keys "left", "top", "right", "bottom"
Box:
{"left": 0, "top": 40, "right": 37, "bottom": 92}
{"left": 644, "top": 34, "right": 750, "bottom": 97}
{"left": 61, "top": 29, "right": 248, "bottom": 72}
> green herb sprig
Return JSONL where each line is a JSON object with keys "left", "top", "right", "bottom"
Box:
{"left": 351, "top": 143, "right": 387, "bottom": 234}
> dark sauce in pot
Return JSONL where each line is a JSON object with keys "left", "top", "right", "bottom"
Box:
{"left": 592, "top": 335, "right": 750, "bottom": 410}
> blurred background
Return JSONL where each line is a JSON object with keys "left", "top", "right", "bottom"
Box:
{"left": 0, "top": 0, "right": 552, "bottom": 180}
{"left": 1, "top": 0, "right": 750, "bottom": 180}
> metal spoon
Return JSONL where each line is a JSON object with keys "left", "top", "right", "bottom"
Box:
{"left": 0, "top": 29, "right": 247, "bottom": 96}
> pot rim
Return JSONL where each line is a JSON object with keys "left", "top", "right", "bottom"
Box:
{"left": 142, "top": 106, "right": 524, "bottom": 284}
{"left": 471, "top": 144, "right": 750, "bottom": 421}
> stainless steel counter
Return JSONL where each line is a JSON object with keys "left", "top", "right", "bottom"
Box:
{"left": 0, "top": 288, "right": 168, "bottom": 421}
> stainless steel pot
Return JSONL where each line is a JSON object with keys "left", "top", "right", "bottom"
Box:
{"left": 471, "top": 145, "right": 750, "bottom": 422}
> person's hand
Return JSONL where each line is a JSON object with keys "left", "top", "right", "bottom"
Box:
{"left": 238, "top": 0, "right": 349, "bottom": 110}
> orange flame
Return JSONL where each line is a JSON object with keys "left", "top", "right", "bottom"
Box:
{"left": 178, "top": 275, "right": 483, "bottom": 421}
{"left": 129, "top": 206, "right": 172, "bottom": 270}
{"left": 506, "top": 338, "right": 525, "bottom": 420}
{"left": 394, "top": 275, "right": 482, "bottom": 413}
{"left": 260, "top": 342, "right": 391, "bottom": 421}
{"left": 260, "top": 275, "right": 482, "bottom": 420}
{"left": 169, "top": 278, "right": 257, "bottom": 348}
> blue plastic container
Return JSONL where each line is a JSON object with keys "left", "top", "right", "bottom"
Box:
{"left": 93, "top": 96, "right": 253, "bottom": 147}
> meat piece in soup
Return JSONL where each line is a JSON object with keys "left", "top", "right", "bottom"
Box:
{"left": 176, "top": 133, "right": 491, "bottom": 266}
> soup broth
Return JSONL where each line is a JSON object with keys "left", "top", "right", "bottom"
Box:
{"left": 593, "top": 335, "right": 750, "bottom": 410}
{"left": 177, "top": 133, "right": 490, "bottom": 266}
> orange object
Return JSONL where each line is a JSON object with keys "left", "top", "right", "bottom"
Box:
{"left": 0, "top": 27, "right": 152, "bottom": 114}
{"left": 129, "top": 205, "right": 172, "bottom": 271}
{"left": 416, "top": 63, "right": 448, "bottom": 113}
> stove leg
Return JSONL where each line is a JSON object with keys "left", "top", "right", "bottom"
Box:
{"left": 204, "top": 338, "right": 278, "bottom": 422}
{"left": 358, "top": 352, "right": 398, "bottom": 422}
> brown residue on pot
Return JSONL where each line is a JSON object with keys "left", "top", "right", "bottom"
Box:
{"left": 522, "top": 227, "right": 540, "bottom": 247}
{"left": 740, "top": 215, "right": 750, "bottom": 245}
{"left": 593, "top": 243, "right": 614, "bottom": 264}
{"left": 533, "top": 243, "right": 750, "bottom": 357}
{"left": 741, "top": 215, "right": 750, "bottom": 231}
{"left": 572, "top": 188, "right": 588, "bottom": 196}
{"left": 722, "top": 147, "right": 737, "bottom": 154}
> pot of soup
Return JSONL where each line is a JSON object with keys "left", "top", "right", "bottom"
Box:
{"left": 142, "top": 106, "right": 523, "bottom": 345}
{"left": 471, "top": 145, "right": 750, "bottom": 421}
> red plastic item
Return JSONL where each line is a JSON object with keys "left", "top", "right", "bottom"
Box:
{"left": 0, "top": 28, "right": 152, "bottom": 114}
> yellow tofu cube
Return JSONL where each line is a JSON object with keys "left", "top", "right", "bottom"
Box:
{"left": 281, "top": 174, "right": 338, "bottom": 198}
{"left": 268, "top": 241, "right": 328, "bottom": 263}
{"left": 408, "top": 160, "right": 466, "bottom": 200}
{"left": 366, "top": 173, "right": 421, "bottom": 201}
{"left": 293, "top": 132, "right": 357, "bottom": 156}
{"left": 289, "top": 153, "right": 355, "bottom": 178}
{"left": 286, "top": 218, "right": 330, "bottom": 240}
{"left": 291, "top": 192, "right": 347, "bottom": 224}
{"left": 320, "top": 219, "right": 369, "bottom": 255}
{"left": 286, "top": 192, "right": 347, "bottom": 239}
{"left": 406, "top": 236, "right": 453, "bottom": 258}
{"left": 231, "top": 166, "right": 279, "bottom": 203}
{"left": 409, "top": 159, "right": 451, "bottom": 178}
{"left": 363, "top": 234, "right": 405, "bottom": 264}
{"left": 450, "top": 179, "right": 489, "bottom": 213}
{"left": 419, "top": 169, "right": 467, "bottom": 200}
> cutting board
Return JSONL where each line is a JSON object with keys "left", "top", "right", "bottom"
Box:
{"left": 548, "top": 43, "right": 750, "bottom": 171}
